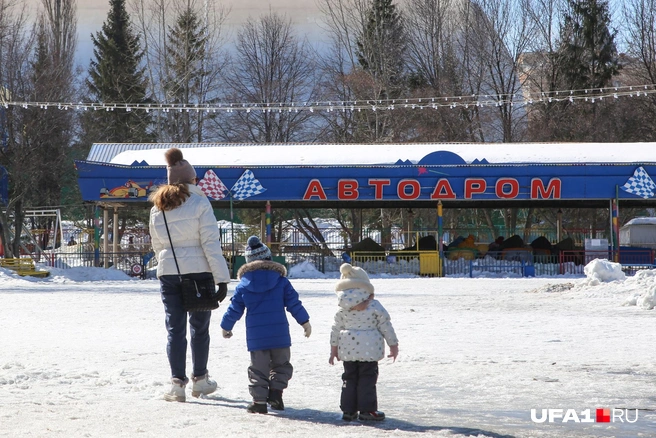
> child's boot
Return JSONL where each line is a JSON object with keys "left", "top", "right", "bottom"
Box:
{"left": 342, "top": 412, "right": 358, "bottom": 421}
{"left": 163, "top": 377, "right": 188, "bottom": 402}
{"left": 247, "top": 401, "right": 268, "bottom": 414}
{"left": 190, "top": 372, "right": 217, "bottom": 398}
{"left": 359, "top": 411, "right": 385, "bottom": 421}
{"left": 267, "top": 389, "right": 284, "bottom": 410}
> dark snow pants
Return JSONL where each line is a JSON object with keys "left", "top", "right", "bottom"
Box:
{"left": 248, "top": 348, "right": 293, "bottom": 403}
{"left": 340, "top": 361, "right": 379, "bottom": 413}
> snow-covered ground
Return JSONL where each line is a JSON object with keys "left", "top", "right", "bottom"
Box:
{"left": 0, "top": 259, "right": 654, "bottom": 437}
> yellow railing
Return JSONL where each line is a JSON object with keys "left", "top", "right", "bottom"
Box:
{"left": 0, "top": 258, "right": 50, "bottom": 277}
{"left": 350, "top": 251, "right": 442, "bottom": 277}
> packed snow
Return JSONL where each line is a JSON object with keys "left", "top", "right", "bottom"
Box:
{"left": 0, "top": 259, "right": 654, "bottom": 437}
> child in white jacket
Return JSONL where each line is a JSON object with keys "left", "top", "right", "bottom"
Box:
{"left": 329, "top": 263, "right": 399, "bottom": 422}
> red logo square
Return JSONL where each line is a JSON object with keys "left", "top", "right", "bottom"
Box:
{"left": 596, "top": 408, "right": 611, "bottom": 423}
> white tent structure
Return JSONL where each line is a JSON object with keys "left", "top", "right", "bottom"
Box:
{"left": 620, "top": 217, "right": 656, "bottom": 249}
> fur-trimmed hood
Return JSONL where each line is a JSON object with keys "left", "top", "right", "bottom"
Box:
{"left": 237, "top": 260, "right": 286, "bottom": 279}
{"left": 237, "top": 260, "right": 287, "bottom": 294}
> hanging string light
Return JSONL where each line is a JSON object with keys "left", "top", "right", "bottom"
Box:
{"left": 0, "top": 84, "right": 654, "bottom": 113}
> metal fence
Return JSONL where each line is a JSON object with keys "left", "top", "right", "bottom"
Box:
{"left": 20, "top": 224, "right": 654, "bottom": 279}
{"left": 40, "top": 250, "right": 155, "bottom": 279}
{"left": 29, "top": 247, "right": 656, "bottom": 279}
{"left": 350, "top": 251, "right": 442, "bottom": 277}
{"left": 457, "top": 249, "right": 655, "bottom": 277}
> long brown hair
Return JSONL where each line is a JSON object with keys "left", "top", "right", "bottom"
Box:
{"left": 149, "top": 183, "right": 191, "bottom": 211}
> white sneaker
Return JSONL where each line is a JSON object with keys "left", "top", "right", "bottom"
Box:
{"left": 191, "top": 373, "right": 217, "bottom": 398}
{"left": 163, "top": 377, "right": 188, "bottom": 402}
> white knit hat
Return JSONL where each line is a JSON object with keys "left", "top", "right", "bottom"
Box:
{"left": 334, "top": 263, "right": 374, "bottom": 294}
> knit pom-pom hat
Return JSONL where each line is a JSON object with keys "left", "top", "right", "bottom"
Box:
{"left": 334, "top": 263, "right": 374, "bottom": 294}
{"left": 165, "top": 147, "right": 197, "bottom": 184}
{"left": 245, "top": 235, "right": 272, "bottom": 262}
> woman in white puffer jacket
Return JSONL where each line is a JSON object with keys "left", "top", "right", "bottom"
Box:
{"left": 329, "top": 263, "right": 399, "bottom": 422}
{"left": 149, "top": 148, "right": 231, "bottom": 403}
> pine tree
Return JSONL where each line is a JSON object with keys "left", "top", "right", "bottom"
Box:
{"left": 355, "top": 0, "right": 406, "bottom": 96}
{"left": 83, "top": 0, "right": 152, "bottom": 145}
{"left": 163, "top": 7, "right": 208, "bottom": 143}
{"left": 542, "top": 0, "right": 622, "bottom": 141}
{"left": 351, "top": 0, "right": 407, "bottom": 143}
{"left": 557, "top": 0, "right": 620, "bottom": 90}
{"left": 26, "top": 12, "right": 77, "bottom": 210}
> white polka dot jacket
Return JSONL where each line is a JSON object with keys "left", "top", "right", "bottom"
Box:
{"left": 330, "top": 288, "right": 399, "bottom": 362}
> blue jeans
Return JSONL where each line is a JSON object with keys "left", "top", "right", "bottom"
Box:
{"left": 160, "top": 274, "right": 213, "bottom": 380}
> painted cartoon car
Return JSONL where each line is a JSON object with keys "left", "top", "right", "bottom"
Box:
{"left": 100, "top": 180, "right": 156, "bottom": 198}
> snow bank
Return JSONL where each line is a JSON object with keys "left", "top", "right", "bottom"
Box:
{"left": 288, "top": 260, "right": 328, "bottom": 279}
{"left": 45, "top": 266, "right": 136, "bottom": 283}
{"left": 582, "top": 258, "right": 625, "bottom": 284}
{"left": 622, "top": 269, "right": 656, "bottom": 309}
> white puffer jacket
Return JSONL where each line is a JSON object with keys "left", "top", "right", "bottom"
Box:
{"left": 330, "top": 288, "right": 399, "bottom": 362}
{"left": 149, "top": 184, "right": 231, "bottom": 284}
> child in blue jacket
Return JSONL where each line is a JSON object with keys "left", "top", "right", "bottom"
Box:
{"left": 220, "top": 236, "right": 311, "bottom": 414}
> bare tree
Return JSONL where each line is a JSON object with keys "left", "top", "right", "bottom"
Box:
{"left": 316, "top": 0, "right": 411, "bottom": 143}
{"left": 0, "top": 0, "right": 38, "bottom": 257}
{"left": 20, "top": 0, "right": 78, "bottom": 249}
{"left": 403, "top": 0, "right": 481, "bottom": 141}
{"left": 520, "top": 0, "right": 566, "bottom": 140}
{"left": 217, "top": 12, "right": 319, "bottom": 142}
{"left": 130, "top": 0, "right": 229, "bottom": 142}
{"left": 621, "top": 0, "right": 656, "bottom": 140}
{"left": 624, "top": 0, "right": 656, "bottom": 84}
{"left": 317, "top": 0, "right": 408, "bottom": 246}
{"left": 317, "top": 0, "right": 408, "bottom": 143}
{"left": 463, "top": 0, "right": 532, "bottom": 142}
{"left": 405, "top": 0, "right": 456, "bottom": 89}
{"left": 315, "top": 0, "right": 370, "bottom": 143}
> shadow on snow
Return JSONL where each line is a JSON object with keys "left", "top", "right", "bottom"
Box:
{"left": 196, "top": 395, "right": 515, "bottom": 438}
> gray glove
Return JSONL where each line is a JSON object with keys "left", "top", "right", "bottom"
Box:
{"left": 301, "top": 321, "right": 311, "bottom": 338}
{"left": 222, "top": 329, "right": 233, "bottom": 339}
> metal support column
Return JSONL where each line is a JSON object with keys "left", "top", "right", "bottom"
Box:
{"left": 113, "top": 207, "right": 119, "bottom": 267}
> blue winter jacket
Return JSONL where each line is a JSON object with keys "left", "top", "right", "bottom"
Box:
{"left": 220, "top": 260, "right": 310, "bottom": 352}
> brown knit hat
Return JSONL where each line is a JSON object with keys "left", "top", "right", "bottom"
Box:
{"left": 165, "top": 148, "right": 196, "bottom": 184}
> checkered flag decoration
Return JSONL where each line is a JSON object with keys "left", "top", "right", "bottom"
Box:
{"left": 197, "top": 169, "right": 228, "bottom": 200}
{"left": 621, "top": 166, "right": 656, "bottom": 199}
{"left": 230, "top": 169, "right": 267, "bottom": 200}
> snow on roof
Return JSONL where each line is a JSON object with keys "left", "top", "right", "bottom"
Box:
{"left": 88, "top": 142, "right": 656, "bottom": 167}
{"left": 623, "top": 217, "right": 656, "bottom": 226}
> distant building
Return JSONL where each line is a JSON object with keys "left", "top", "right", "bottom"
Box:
{"left": 517, "top": 51, "right": 638, "bottom": 128}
